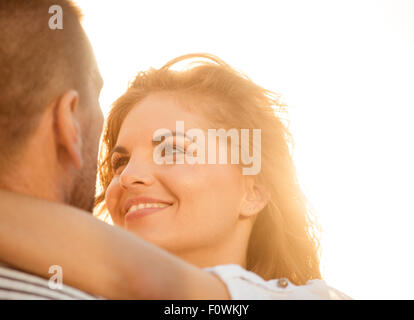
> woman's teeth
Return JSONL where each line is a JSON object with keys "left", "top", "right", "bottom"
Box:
{"left": 127, "top": 203, "right": 169, "bottom": 214}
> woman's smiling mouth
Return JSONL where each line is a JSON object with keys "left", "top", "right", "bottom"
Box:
{"left": 124, "top": 197, "right": 172, "bottom": 220}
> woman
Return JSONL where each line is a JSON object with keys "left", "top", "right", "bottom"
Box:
{"left": 0, "top": 54, "right": 349, "bottom": 299}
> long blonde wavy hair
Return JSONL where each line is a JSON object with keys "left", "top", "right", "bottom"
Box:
{"left": 95, "top": 53, "right": 321, "bottom": 285}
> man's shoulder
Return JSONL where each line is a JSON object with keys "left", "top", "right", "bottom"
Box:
{"left": 0, "top": 262, "right": 100, "bottom": 300}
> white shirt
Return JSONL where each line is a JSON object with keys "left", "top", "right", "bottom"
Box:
{"left": 204, "top": 264, "right": 351, "bottom": 300}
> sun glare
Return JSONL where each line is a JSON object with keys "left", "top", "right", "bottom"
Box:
{"left": 76, "top": 0, "right": 414, "bottom": 299}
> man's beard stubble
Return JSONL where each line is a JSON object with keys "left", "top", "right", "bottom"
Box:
{"left": 67, "top": 93, "right": 104, "bottom": 213}
{"left": 68, "top": 146, "right": 98, "bottom": 213}
{"left": 67, "top": 120, "right": 101, "bottom": 213}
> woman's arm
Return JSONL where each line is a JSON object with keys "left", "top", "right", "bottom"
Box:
{"left": 0, "top": 189, "right": 229, "bottom": 299}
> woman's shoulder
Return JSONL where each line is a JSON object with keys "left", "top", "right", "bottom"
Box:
{"left": 204, "top": 264, "right": 351, "bottom": 300}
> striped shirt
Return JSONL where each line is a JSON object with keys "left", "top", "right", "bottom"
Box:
{"left": 0, "top": 263, "right": 100, "bottom": 300}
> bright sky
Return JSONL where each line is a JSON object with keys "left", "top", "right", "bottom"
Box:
{"left": 75, "top": 0, "right": 414, "bottom": 299}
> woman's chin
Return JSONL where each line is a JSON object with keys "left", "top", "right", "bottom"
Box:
{"left": 124, "top": 218, "right": 168, "bottom": 243}
{"left": 124, "top": 225, "right": 175, "bottom": 251}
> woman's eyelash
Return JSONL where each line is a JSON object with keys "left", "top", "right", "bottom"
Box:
{"left": 111, "top": 143, "right": 189, "bottom": 169}
{"left": 163, "top": 143, "right": 186, "bottom": 155}
{"left": 111, "top": 156, "right": 129, "bottom": 170}
{"left": 172, "top": 145, "right": 185, "bottom": 153}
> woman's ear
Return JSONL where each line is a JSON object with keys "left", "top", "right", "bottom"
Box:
{"left": 54, "top": 90, "right": 83, "bottom": 169}
{"left": 239, "top": 176, "right": 269, "bottom": 218}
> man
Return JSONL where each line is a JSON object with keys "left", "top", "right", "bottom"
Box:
{"left": 0, "top": 0, "right": 104, "bottom": 299}
{"left": 0, "top": 0, "right": 231, "bottom": 301}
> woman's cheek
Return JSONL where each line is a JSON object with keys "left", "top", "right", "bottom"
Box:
{"left": 105, "top": 176, "right": 124, "bottom": 225}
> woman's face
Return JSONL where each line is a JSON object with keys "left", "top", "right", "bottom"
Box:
{"left": 105, "top": 92, "right": 247, "bottom": 254}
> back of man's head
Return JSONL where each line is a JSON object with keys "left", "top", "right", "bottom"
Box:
{"left": 0, "top": 0, "right": 103, "bottom": 211}
{"left": 0, "top": 0, "right": 94, "bottom": 157}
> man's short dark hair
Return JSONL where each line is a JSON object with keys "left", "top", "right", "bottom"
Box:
{"left": 0, "top": 0, "right": 98, "bottom": 165}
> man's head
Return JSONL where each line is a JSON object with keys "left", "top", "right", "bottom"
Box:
{"left": 0, "top": 0, "right": 104, "bottom": 212}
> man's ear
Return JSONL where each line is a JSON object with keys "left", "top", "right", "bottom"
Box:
{"left": 239, "top": 176, "right": 269, "bottom": 218}
{"left": 54, "top": 90, "right": 83, "bottom": 169}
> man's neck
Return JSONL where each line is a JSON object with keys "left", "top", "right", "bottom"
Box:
{"left": 0, "top": 149, "right": 63, "bottom": 203}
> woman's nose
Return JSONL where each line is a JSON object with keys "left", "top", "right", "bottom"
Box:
{"left": 119, "top": 162, "right": 156, "bottom": 190}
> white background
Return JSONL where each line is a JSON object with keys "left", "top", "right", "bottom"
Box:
{"left": 75, "top": 0, "right": 414, "bottom": 299}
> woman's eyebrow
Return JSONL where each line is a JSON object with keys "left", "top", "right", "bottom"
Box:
{"left": 109, "top": 145, "right": 129, "bottom": 157}
{"left": 152, "top": 131, "right": 190, "bottom": 146}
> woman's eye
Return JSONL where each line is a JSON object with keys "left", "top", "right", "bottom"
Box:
{"left": 162, "top": 144, "right": 185, "bottom": 157}
{"left": 172, "top": 146, "right": 185, "bottom": 154}
{"left": 111, "top": 157, "right": 129, "bottom": 173}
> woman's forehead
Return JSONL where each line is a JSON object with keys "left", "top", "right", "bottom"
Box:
{"left": 116, "top": 94, "right": 211, "bottom": 146}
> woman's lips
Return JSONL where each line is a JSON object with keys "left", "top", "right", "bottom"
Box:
{"left": 125, "top": 204, "right": 170, "bottom": 220}
{"left": 123, "top": 197, "right": 172, "bottom": 221}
